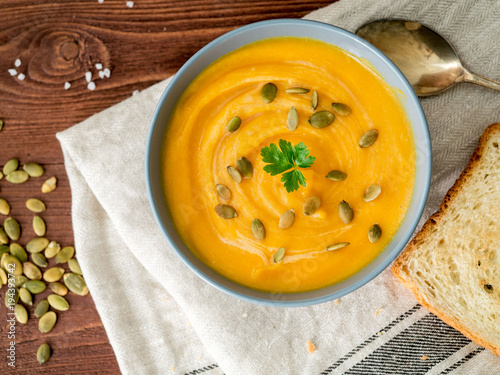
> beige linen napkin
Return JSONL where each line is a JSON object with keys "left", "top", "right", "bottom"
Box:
{"left": 57, "top": 0, "right": 500, "bottom": 374}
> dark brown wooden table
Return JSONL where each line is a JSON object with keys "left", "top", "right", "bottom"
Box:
{"left": 0, "top": 0, "right": 335, "bottom": 373}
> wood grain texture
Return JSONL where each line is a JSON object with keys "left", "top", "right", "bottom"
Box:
{"left": 0, "top": 0, "right": 335, "bottom": 373}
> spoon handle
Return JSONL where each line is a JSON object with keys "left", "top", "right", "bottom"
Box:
{"left": 459, "top": 69, "right": 500, "bottom": 92}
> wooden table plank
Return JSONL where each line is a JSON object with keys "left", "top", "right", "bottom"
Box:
{"left": 0, "top": 0, "right": 335, "bottom": 373}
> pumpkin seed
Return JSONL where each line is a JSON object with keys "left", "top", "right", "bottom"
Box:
{"left": 303, "top": 196, "right": 321, "bottom": 216}
{"left": 368, "top": 224, "right": 382, "bottom": 243}
{"left": 2, "top": 254, "right": 23, "bottom": 276}
{"left": 48, "top": 294, "right": 69, "bottom": 311}
{"left": 227, "top": 166, "right": 242, "bottom": 183}
{"left": 23, "top": 261, "right": 42, "bottom": 280}
{"left": 3, "top": 158, "right": 19, "bottom": 175}
{"left": 326, "top": 170, "right": 347, "bottom": 181}
{"left": 41, "top": 176, "right": 57, "bottom": 193}
{"left": 10, "top": 243, "right": 28, "bottom": 262}
{"left": 33, "top": 215, "right": 46, "bottom": 236}
{"left": 15, "top": 304, "right": 28, "bottom": 324}
{"left": 261, "top": 82, "right": 277, "bottom": 103}
{"left": 50, "top": 282, "right": 68, "bottom": 296}
{"left": 14, "top": 275, "right": 28, "bottom": 288}
{"left": 326, "top": 242, "right": 350, "bottom": 251}
{"left": 45, "top": 241, "right": 61, "bottom": 258}
{"left": 216, "top": 184, "right": 232, "bottom": 201}
{"left": 311, "top": 91, "right": 319, "bottom": 110}
{"left": 26, "top": 238, "right": 50, "bottom": 253}
{"left": 364, "top": 184, "right": 382, "bottom": 202}
{"left": 285, "top": 87, "right": 309, "bottom": 94}
{"left": 64, "top": 273, "right": 89, "bottom": 296}
{"left": 43, "top": 267, "right": 65, "bottom": 282}
{"left": 236, "top": 157, "right": 253, "bottom": 179}
{"left": 0, "top": 244, "right": 9, "bottom": 257}
{"left": 19, "top": 287, "right": 33, "bottom": 306}
{"left": 0, "top": 198, "right": 11, "bottom": 215}
{"left": 251, "top": 219, "right": 266, "bottom": 240}
{"left": 214, "top": 204, "right": 238, "bottom": 219}
{"left": 37, "top": 343, "right": 51, "bottom": 365}
{"left": 308, "top": 111, "right": 335, "bottom": 128}
{"left": 0, "top": 119, "right": 3, "bottom": 132}
{"left": 24, "top": 280, "right": 46, "bottom": 294}
{"left": 287, "top": 106, "right": 299, "bottom": 131}
{"left": 279, "top": 209, "right": 295, "bottom": 229}
{"left": 338, "top": 200, "right": 354, "bottom": 224}
{"left": 31, "top": 252, "right": 48, "bottom": 268}
{"left": 26, "top": 198, "right": 46, "bottom": 213}
{"left": 0, "top": 171, "right": 2, "bottom": 179}
{"left": 55, "top": 246, "right": 74, "bottom": 264}
{"left": 0, "top": 268, "right": 7, "bottom": 285}
{"left": 331, "top": 103, "right": 352, "bottom": 116}
{"left": 0, "top": 228, "right": 8, "bottom": 244}
{"left": 5, "top": 288, "right": 19, "bottom": 308}
{"left": 273, "top": 247, "right": 286, "bottom": 263}
{"left": 4, "top": 217, "right": 21, "bottom": 241}
{"left": 34, "top": 299, "right": 49, "bottom": 318}
{"left": 23, "top": 162, "right": 44, "bottom": 177}
{"left": 0, "top": 252, "right": 7, "bottom": 268}
{"left": 6, "top": 170, "right": 29, "bottom": 184}
{"left": 38, "top": 311, "right": 57, "bottom": 333}
{"left": 68, "top": 258, "right": 82, "bottom": 275}
{"left": 227, "top": 116, "right": 241, "bottom": 132}
{"left": 359, "top": 129, "right": 379, "bottom": 148}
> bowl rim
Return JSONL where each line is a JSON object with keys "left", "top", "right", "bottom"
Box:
{"left": 145, "top": 18, "right": 432, "bottom": 307}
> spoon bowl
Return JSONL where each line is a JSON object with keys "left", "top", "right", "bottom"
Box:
{"left": 356, "top": 20, "right": 500, "bottom": 96}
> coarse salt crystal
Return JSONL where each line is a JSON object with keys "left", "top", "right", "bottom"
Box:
{"left": 103, "top": 68, "right": 111, "bottom": 78}
{"left": 17, "top": 73, "right": 25, "bottom": 81}
{"left": 14, "top": 59, "right": 21, "bottom": 67}
{"left": 95, "top": 63, "right": 103, "bottom": 70}
{"left": 64, "top": 82, "right": 71, "bottom": 90}
{"left": 85, "top": 71, "right": 92, "bottom": 82}
{"left": 126, "top": 1, "right": 134, "bottom": 8}
{"left": 87, "top": 81, "right": 96, "bottom": 91}
{"left": 98, "top": 71, "right": 105, "bottom": 79}
{"left": 132, "top": 90, "right": 139, "bottom": 96}
{"left": 8, "top": 69, "right": 17, "bottom": 76}
{"left": 98, "top": 0, "right": 104, "bottom": 3}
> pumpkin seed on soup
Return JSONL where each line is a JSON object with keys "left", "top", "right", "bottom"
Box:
{"left": 287, "top": 106, "right": 299, "bottom": 132}
{"left": 214, "top": 204, "right": 238, "bottom": 219}
{"left": 285, "top": 87, "right": 309, "bottom": 94}
{"left": 311, "top": 90, "right": 318, "bottom": 110}
{"left": 227, "top": 116, "right": 241, "bottom": 132}
{"left": 236, "top": 157, "right": 253, "bottom": 179}
{"left": 261, "top": 82, "right": 277, "bottom": 103}
{"left": 331, "top": 103, "right": 352, "bottom": 116}
{"left": 338, "top": 200, "right": 354, "bottom": 224}
{"left": 359, "top": 129, "right": 379, "bottom": 148}
{"left": 227, "top": 166, "right": 242, "bottom": 183}
{"left": 303, "top": 196, "right": 321, "bottom": 216}
{"left": 216, "top": 184, "right": 231, "bottom": 201}
{"left": 326, "top": 170, "right": 347, "bottom": 181}
{"left": 368, "top": 224, "right": 382, "bottom": 243}
{"left": 364, "top": 184, "right": 382, "bottom": 202}
{"left": 251, "top": 219, "right": 266, "bottom": 240}
{"left": 273, "top": 247, "right": 286, "bottom": 263}
{"left": 308, "top": 111, "right": 335, "bottom": 128}
{"left": 279, "top": 209, "right": 295, "bottom": 229}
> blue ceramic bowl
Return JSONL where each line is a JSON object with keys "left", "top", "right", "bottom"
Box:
{"left": 145, "top": 19, "right": 431, "bottom": 307}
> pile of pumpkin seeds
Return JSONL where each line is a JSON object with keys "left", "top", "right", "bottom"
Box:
{"left": 212, "top": 83, "right": 385, "bottom": 262}
{"left": 0, "top": 159, "right": 87, "bottom": 366}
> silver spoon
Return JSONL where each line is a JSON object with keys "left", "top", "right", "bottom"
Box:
{"left": 356, "top": 19, "right": 500, "bottom": 96}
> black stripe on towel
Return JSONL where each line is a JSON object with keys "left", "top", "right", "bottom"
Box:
{"left": 184, "top": 363, "right": 220, "bottom": 375}
{"left": 343, "top": 313, "right": 471, "bottom": 374}
{"left": 439, "top": 347, "right": 485, "bottom": 374}
{"left": 320, "top": 304, "right": 422, "bottom": 374}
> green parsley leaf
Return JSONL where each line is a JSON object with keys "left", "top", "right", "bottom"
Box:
{"left": 260, "top": 139, "right": 316, "bottom": 192}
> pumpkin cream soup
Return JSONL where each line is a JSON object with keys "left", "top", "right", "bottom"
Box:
{"left": 161, "top": 37, "right": 415, "bottom": 293}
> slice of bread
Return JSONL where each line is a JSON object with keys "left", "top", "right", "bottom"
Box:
{"left": 393, "top": 123, "right": 500, "bottom": 356}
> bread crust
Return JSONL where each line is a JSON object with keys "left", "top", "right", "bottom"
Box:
{"left": 392, "top": 123, "right": 500, "bottom": 357}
